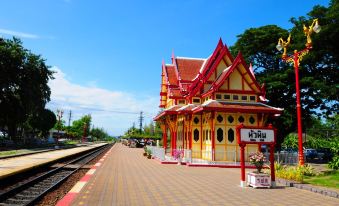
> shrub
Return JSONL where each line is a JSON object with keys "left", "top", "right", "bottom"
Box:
{"left": 274, "top": 162, "right": 315, "bottom": 182}
{"left": 328, "top": 141, "right": 339, "bottom": 170}
{"left": 328, "top": 156, "right": 339, "bottom": 170}
{"left": 146, "top": 149, "right": 152, "bottom": 159}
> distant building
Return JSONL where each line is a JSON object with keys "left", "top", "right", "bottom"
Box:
{"left": 154, "top": 39, "right": 283, "bottom": 161}
{"left": 48, "top": 129, "right": 67, "bottom": 143}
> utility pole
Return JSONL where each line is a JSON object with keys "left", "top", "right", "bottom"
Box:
{"left": 68, "top": 110, "right": 72, "bottom": 127}
{"left": 139, "top": 111, "right": 144, "bottom": 134}
{"left": 56, "top": 109, "right": 64, "bottom": 147}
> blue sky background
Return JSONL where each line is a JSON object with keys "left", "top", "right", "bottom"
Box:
{"left": 0, "top": 0, "right": 330, "bottom": 136}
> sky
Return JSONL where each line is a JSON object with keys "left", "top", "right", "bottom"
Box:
{"left": 0, "top": 0, "right": 330, "bottom": 136}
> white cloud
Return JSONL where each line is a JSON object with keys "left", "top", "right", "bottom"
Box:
{"left": 47, "top": 66, "right": 159, "bottom": 136}
{"left": 0, "top": 28, "right": 40, "bottom": 39}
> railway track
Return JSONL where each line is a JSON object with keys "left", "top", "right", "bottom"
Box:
{"left": 0, "top": 144, "right": 112, "bottom": 206}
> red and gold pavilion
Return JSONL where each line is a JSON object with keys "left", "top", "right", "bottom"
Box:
{"left": 154, "top": 39, "right": 283, "bottom": 161}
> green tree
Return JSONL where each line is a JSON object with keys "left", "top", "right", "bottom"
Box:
{"left": 68, "top": 114, "right": 91, "bottom": 139}
{"left": 28, "top": 108, "right": 57, "bottom": 138}
{"left": 230, "top": 0, "right": 339, "bottom": 147}
{"left": 281, "top": 133, "right": 299, "bottom": 150}
{"left": 90, "top": 127, "right": 109, "bottom": 141}
{"left": 0, "top": 37, "right": 54, "bottom": 141}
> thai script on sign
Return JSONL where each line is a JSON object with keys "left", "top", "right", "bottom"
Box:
{"left": 239, "top": 128, "right": 274, "bottom": 143}
{"left": 248, "top": 130, "right": 266, "bottom": 142}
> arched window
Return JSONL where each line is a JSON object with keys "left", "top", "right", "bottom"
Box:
{"left": 194, "top": 117, "right": 199, "bottom": 124}
{"left": 249, "top": 116, "right": 255, "bottom": 124}
{"left": 228, "top": 128, "right": 234, "bottom": 143}
{"left": 238, "top": 116, "right": 245, "bottom": 123}
{"left": 217, "top": 128, "right": 223, "bottom": 142}
{"left": 217, "top": 115, "right": 223, "bottom": 123}
{"left": 205, "top": 130, "right": 208, "bottom": 141}
{"left": 228, "top": 115, "right": 234, "bottom": 123}
{"left": 194, "top": 129, "right": 199, "bottom": 142}
{"left": 202, "top": 129, "right": 205, "bottom": 141}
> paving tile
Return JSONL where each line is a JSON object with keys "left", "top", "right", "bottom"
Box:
{"left": 71, "top": 143, "right": 339, "bottom": 206}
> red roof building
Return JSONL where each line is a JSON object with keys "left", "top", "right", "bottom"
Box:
{"left": 154, "top": 39, "right": 283, "bottom": 161}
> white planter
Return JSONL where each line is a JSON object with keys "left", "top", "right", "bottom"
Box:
{"left": 247, "top": 172, "right": 271, "bottom": 188}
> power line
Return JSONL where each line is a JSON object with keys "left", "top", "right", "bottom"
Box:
{"left": 48, "top": 102, "right": 154, "bottom": 115}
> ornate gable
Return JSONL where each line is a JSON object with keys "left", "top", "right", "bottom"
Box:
{"left": 201, "top": 52, "right": 262, "bottom": 98}
{"left": 158, "top": 39, "right": 266, "bottom": 108}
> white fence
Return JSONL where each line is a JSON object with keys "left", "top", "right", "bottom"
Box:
{"left": 146, "top": 146, "right": 301, "bottom": 165}
{"left": 146, "top": 146, "right": 165, "bottom": 161}
{"left": 263, "top": 152, "right": 300, "bottom": 165}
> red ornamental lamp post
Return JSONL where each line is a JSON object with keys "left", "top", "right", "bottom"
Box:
{"left": 276, "top": 19, "right": 321, "bottom": 165}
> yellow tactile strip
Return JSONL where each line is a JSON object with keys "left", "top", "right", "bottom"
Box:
{"left": 71, "top": 143, "right": 339, "bottom": 206}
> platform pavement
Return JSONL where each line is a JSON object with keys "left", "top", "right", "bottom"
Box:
{"left": 0, "top": 143, "right": 107, "bottom": 180}
{"left": 70, "top": 143, "right": 338, "bottom": 206}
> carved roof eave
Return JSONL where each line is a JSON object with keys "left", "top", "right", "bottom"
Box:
{"left": 201, "top": 52, "right": 263, "bottom": 98}
{"left": 191, "top": 100, "right": 284, "bottom": 115}
{"left": 186, "top": 39, "right": 235, "bottom": 98}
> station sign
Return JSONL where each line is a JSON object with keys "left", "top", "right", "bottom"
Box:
{"left": 237, "top": 125, "right": 276, "bottom": 144}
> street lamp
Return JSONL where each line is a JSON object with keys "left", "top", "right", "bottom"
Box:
{"left": 276, "top": 19, "right": 321, "bottom": 165}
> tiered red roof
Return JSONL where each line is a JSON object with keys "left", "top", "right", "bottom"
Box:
{"left": 176, "top": 57, "right": 205, "bottom": 81}
{"left": 158, "top": 38, "right": 273, "bottom": 110}
{"left": 165, "top": 65, "right": 178, "bottom": 86}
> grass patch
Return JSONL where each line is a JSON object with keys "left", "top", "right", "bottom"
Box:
{"left": 303, "top": 170, "right": 339, "bottom": 189}
{"left": 0, "top": 150, "right": 19, "bottom": 157}
{"left": 62, "top": 140, "right": 79, "bottom": 145}
{"left": 0, "top": 149, "right": 46, "bottom": 157}
{"left": 0, "top": 150, "right": 32, "bottom": 157}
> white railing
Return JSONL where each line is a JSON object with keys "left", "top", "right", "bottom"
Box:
{"left": 276, "top": 152, "right": 300, "bottom": 165}
{"left": 185, "top": 150, "right": 238, "bottom": 165}
{"left": 263, "top": 151, "right": 301, "bottom": 165}
{"left": 146, "top": 147, "right": 300, "bottom": 166}
{"left": 146, "top": 146, "right": 165, "bottom": 161}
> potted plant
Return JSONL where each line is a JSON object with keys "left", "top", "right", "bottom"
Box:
{"left": 173, "top": 149, "right": 183, "bottom": 165}
{"left": 247, "top": 152, "right": 271, "bottom": 188}
{"left": 143, "top": 146, "right": 147, "bottom": 156}
{"left": 249, "top": 151, "right": 266, "bottom": 173}
{"left": 147, "top": 149, "right": 152, "bottom": 159}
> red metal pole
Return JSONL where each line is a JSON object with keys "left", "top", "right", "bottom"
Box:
{"left": 270, "top": 144, "right": 276, "bottom": 187}
{"left": 189, "top": 115, "right": 192, "bottom": 150}
{"left": 189, "top": 131, "right": 192, "bottom": 149}
{"left": 293, "top": 52, "right": 305, "bottom": 165}
{"left": 182, "top": 121, "right": 185, "bottom": 149}
{"left": 173, "top": 131, "right": 177, "bottom": 151}
{"left": 163, "top": 127, "right": 167, "bottom": 150}
{"left": 240, "top": 144, "right": 246, "bottom": 187}
{"left": 171, "top": 131, "right": 174, "bottom": 156}
{"left": 211, "top": 129, "right": 215, "bottom": 161}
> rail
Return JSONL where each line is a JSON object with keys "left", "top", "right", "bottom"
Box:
{"left": 0, "top": 143, "right": 113, "bottom": 206}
